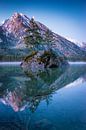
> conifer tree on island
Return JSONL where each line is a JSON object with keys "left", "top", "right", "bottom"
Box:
{"left": 24, "top": 17, "right": 43, "bottom": 50}
{"left": 24, "top": 17, "right": 54, "bottom": 50}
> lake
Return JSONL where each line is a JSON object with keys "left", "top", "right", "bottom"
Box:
{"left": 0, "top": 63, "right": 86, "bottom": 130}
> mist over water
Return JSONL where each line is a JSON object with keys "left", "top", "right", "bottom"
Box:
{"left": 0, "top": 62, "right": 21, "bottom": 65}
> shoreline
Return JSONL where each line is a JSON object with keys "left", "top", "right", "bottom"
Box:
{"left": 0, "top": 62, "right": 21, "bottom": 65}
{"left": 69, "top": 62, "right": 86, "bottom": 65}
{"left": 0, "top": 61, "right": 86, "bottom": 65}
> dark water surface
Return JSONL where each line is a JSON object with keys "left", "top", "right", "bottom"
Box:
{"left": 0, "top": 63, "right": 86, "bottom": 130}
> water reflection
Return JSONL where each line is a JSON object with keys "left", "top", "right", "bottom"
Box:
{"left": 0, "top": 64, "right": 86, "bottom": 129}
{"left": 0, "top": 64, "right": 86, "bottom": 112}
{"left": 0, "top": 66, "right": 66, "bottom": 112}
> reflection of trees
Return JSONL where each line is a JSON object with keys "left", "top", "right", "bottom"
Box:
{"left": 1, "top": 64, "right": 86, "bottom": 113}
{"left": 1, "top": 67, "right": 66, "bottom": 112}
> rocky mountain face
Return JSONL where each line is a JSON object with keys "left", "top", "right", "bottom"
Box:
{"left": 76, "top": 42, "right": 86, "bottom": 51}
{"left": 0, "top": 12, "right": 86, "bottom": 61}
{"left": 66, "top": 37, "right": 86, "bottom": 51}
{"left": 81, "top": 42, "right": 86, "bottom": 51}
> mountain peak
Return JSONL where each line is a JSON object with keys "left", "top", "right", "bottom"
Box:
{"left": 2, "top": 12, "right": 31, "bottom": 36}
{"left": 10, "top": 12, "right": 30, "bottom": 22}
{"left": 11, "top": 12, "right": 28, "bottom": 20}
{"left": 12, "top": 12, "right": 20, "bottom": 18}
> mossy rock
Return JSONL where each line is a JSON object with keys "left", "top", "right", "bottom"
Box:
{"left": 21, "top": 50, "right": 68, "bottom": 74}
{"left": 24, "top": 51, "right": 37, "bottom": 62}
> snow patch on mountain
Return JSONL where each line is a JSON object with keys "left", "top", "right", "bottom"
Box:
{"left": 66, "top": 37, "right": 86, "bottom": 48}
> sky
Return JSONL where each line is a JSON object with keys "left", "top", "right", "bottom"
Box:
{"left": 0, "top": 0, "right": 86, "bottom": 42}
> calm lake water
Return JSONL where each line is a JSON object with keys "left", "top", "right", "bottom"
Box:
{"left": 0, "top": 63, "right": 86, "bottom": 130}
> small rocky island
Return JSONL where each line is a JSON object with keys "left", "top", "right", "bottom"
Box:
{"left": 21, "top": 49, "right": 68, "bottom": 73}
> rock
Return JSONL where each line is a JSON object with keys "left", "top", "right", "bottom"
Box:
{"left": 21, "top": 49, "right": 68, "bottom": 74}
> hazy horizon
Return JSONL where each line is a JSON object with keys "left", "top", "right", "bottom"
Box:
{"left": 0, "top": 0, "right": 86, "bottom": 42}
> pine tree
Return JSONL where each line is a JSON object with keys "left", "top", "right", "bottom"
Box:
{"left": 24, "top": 18, "right": 43, "bottom": 49}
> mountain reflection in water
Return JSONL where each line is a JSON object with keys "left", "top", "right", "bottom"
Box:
{"left": 0, "top": 64, "right": 86, "bottom": 130}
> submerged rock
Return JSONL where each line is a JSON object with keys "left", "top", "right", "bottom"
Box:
{"left": 21, "top": 50, "right": 68, "bottom": 74}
